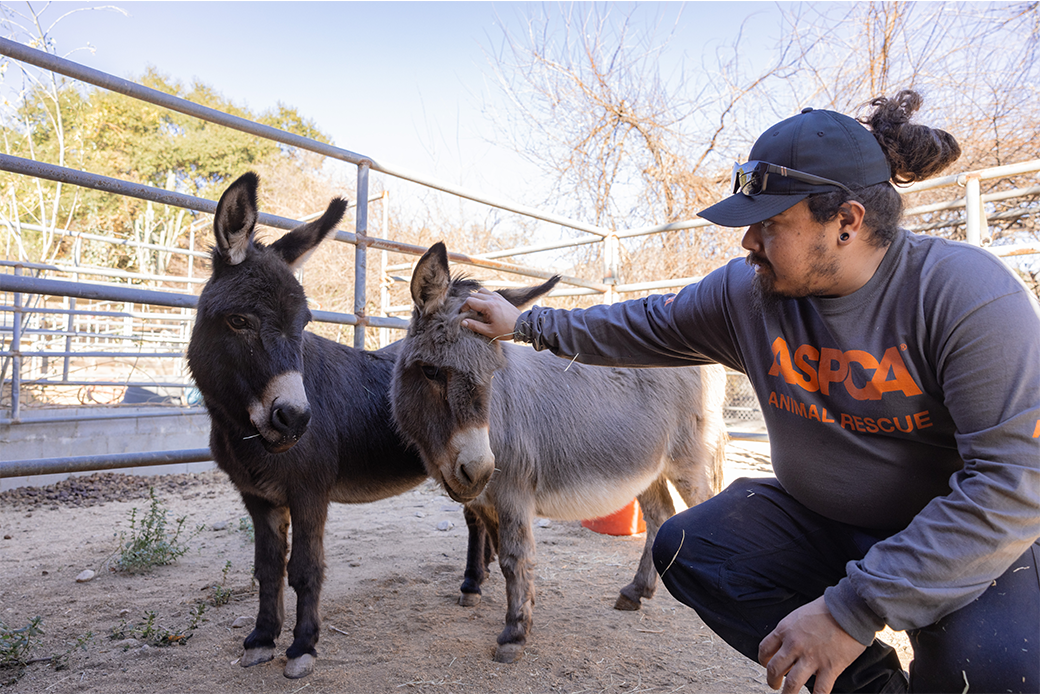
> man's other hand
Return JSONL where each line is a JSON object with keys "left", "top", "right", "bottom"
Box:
{"left": 758, "top": 596, "right": 869, "bottom": 693}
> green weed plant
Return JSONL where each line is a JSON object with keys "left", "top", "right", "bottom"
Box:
{"left": 0, "top": 617, "right": 91, "bottom": 685}
{"left": 0, "top": 616, "right": 42, "bottom": 682}
{"left": 210, "top": 561, "right": 234, "bottom": 606}
{"left": 237, "top": 516, "right": 255, "bottom": 542}
{"left": 109, "top": 603, "right": 207, "bottom": 648}
{"left": 112, "top": 487, "right": 202, "bottom": 574}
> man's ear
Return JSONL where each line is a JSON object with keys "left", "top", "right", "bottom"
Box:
{"left": 839, "top": 201, "right": 866, "bottom": 230}
{"left": 836, "top": 200, "right": 866, "bottom": 244}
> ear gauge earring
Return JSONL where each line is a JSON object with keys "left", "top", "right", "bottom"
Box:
{"left": 839, "top": 232, "right": 851, "bottom": 242}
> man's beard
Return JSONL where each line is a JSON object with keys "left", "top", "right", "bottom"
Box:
{"left": 746, "top": 243, "right": 840, "bottom": 317}
{"left": 748, "top": 270, "right": 788, "bottom": 317}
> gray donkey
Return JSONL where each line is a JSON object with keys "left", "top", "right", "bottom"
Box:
{"left": 187, "top": 173, "right": 436, "bottom": 678}
{"left": 390, "top": 242, "right": 728, "bottom": 663}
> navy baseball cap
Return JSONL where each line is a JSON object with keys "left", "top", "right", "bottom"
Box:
{"left": 698, "top": 107, "right": 892, "bottom": 228}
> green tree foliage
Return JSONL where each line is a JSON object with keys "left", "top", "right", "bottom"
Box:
{"left": 3, "top": 67, "right": 332, "bottom": 248}
{"left": 1, "top": 0, "right": 335, "bottom": 271}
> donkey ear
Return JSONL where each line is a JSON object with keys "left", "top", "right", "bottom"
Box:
{"left": 271, "top": 197, "right": 348, "bottom": 271}
{"left": 410, "top": 242, "right": 451, "bottom": 315}
{"left": 213, "top": 172, "right": 260, "bottom": 266}
{"left": 497, "top": 276, "right": 561, "bottom": 308}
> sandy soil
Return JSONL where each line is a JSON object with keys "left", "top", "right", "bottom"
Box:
{"left": 0, "top": 440, "right": 908, "bottom": 693}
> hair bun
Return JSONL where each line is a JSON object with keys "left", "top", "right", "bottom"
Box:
{"left": 863, "top": 90, "right": 961, "bottom": 184}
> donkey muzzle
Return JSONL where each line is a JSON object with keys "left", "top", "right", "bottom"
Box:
{"left": 248, "top": 371, "right": 311, "bottom": 453}
{"left": 443, "top": 425, "right": 495, "bottom": 502}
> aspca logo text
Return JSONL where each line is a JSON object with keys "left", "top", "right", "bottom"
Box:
{"left": 768, "top": 337, "right": 923, "bottom": 401}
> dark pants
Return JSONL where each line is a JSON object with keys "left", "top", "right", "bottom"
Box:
{"left": 652, "top": 477, "right": 1040, "bottom": 693}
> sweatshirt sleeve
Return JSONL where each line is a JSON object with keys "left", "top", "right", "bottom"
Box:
{"left": 514, "top": 261, "right": 746, "bottom": 371}
{"left": 825, "top": 285, "right": 1040, "bottom": 643}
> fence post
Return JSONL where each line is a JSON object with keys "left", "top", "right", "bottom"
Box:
{"left": 603, "top": 233, "right": 620, "bottom": 304}
{"left": 11, "top": 264, "right": 23, "bottom": 421}
{"left": 963, "top": 173, "right": 986, "bottom": 246}
{"left": 64, "top": 234, "right": 81, "bottom": 381}
{"left": 181, "top": 225, "right": 196, "bottom": 381}
{"left": 187, "top": 226, "right": 195, "bottom": 288}
{"left": 353, "top": 162, "right": 371, "bottom": 349}
{"left": 379, "top": 190, "right": 391, "bottom": 348}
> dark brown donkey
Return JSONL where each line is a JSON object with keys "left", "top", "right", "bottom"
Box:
{"left": 390, "top": 243, "right": 729, "bottom": 663}
{"left": 187, "top": 172, "right": 436, "bottom": 678}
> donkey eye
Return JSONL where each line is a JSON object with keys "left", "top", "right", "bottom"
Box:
{"left": 227, "top": 315, "right": 249, "bottom": 330}
{"left": 420, "top": 365, "right": 444, "bottom": 382}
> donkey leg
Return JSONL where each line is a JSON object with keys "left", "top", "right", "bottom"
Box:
{"left": 667, "top": 415, "right": 727, "bottom": 507}
{"left": 460, "top": 506, "right": 492, "bottom": 606}
{"left": 616, "top": 477, "right": 675, "bottom": 611}
{"left": 240, "top": 495, "right": 290, "bottom": 667}
{"left": 282, "top": 498, "right": 330, "bottom": 679}
{"left": 493, "top": 505, "right": 536, "bottom": 663}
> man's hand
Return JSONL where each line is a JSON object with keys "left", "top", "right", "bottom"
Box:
{"left": 461, "top": 287, "right": 522, "bottom": 341}
{"left": 758, "top": 596, "right": 868, "bottom": 693}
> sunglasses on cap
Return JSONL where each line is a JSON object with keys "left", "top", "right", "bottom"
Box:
{"left": 732, "top": 161, "right": 854, "bottom": 197}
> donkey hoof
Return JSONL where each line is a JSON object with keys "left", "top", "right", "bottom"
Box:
{"left": 614, "top": 593, "right": 642, "bottom": 611}
{"left": 459, "top": 592, "right": 482, "bottom": 607}
{"left": 284, "top": 653, "right": 315, "bottom": 679}
{"left": 494, "top": 642, "right": 525, "bottom": 663}
{"left": 240, "top": 646, "right": 275, "bottom": 667}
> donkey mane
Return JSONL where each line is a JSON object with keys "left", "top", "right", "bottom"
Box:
{"left": 444, "top": 276, "right": 484, "bottom": 320}
{"left": 449, "top": 274, "right": 482, "bottom": 295}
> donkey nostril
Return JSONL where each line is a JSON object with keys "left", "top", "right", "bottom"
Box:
{"left": 458, "top": 460, "right": 485, "bottom": 487}
{"left": 458, "top": 463, "right": 473, "bottom": 486}
{"left": 271, "top": 405, "right": 310, "bottom": 436}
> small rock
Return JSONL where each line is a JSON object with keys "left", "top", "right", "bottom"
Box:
{"left": 436, "top": 520, "right": 455, "bottom": 531}
{"left": 113, "top": 638, "right": 141, "bottom": 650}
{"left": 415, "top": 511, "right": 426, "bottom": 518}
{"left": 231, "top": 616, "right": 253, "bottom": 629}
{"left": 210, "top": 520, "right": 229, "bottom": 531}
{"left": 119, "top": 608, "right": 131, "bottom": 618}
{"left": 535, "top": 518, "right": 552, "bottom": 528}
{"left": 3, "top": 534, "right": 11, "bottom": 540}
{"left": 75, "top": 569, "right": 95, "bottom": 583}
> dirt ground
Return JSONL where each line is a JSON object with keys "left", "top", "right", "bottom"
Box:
{"left": 0, "top": 440, "right": 910, "bottom": 694}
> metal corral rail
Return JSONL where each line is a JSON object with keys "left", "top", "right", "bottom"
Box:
{"left": 2, "top": 37, "right": 1038, "bottom": 480}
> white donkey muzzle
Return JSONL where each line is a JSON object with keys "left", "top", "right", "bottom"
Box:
{"left": 248, "top": 371, "right": 310, "bottom": 453}
{"left": 444, "top": 425, "right": 495, "bottom": 501}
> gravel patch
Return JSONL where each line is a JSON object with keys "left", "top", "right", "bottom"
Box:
{"left": 0, "top": 469, "right": 231, "bottom": 510}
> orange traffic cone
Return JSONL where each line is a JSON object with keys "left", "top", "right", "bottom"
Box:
{"left": 581, "top": 499, "right": 646, "bottom": 536}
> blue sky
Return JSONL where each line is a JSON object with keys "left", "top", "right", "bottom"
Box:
{"left": 4, "top": 1, "right": 782, "bottom": 219}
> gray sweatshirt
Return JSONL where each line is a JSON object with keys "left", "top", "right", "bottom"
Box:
{"left": 514, "top": 229, "right": 1040, "bottom": 644}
